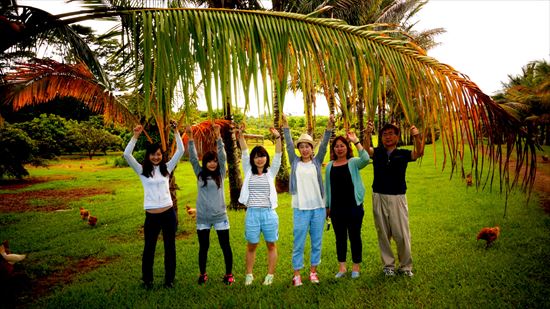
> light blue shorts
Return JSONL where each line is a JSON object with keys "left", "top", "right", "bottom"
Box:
{"left": 197, "top": 220, "right": 230, "bottom": 231}
{"left": 245, "top": 207, "right": 279, "bottom": 244}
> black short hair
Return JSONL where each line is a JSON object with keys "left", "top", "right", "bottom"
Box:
{"left": 380, "top": 123, "right": 400, "bottom": 136}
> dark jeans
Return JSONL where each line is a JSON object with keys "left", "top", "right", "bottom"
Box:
{"left": 331, "top": 204, "right": 364, "bottom": 264}
{"left": 142, "top": 207, "right": 177, "bottom": 284}
{"left": 198, "top": 229, "right": 233, "bottom": 275}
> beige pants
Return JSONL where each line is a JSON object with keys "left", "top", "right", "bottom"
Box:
{"left": 372, "top": 193, "right": 412, "bottom": 271}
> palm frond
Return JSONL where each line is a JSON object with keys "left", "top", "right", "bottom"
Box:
{"left": 6, "top": 7, "right": 538, "bottom": 201}
{"left": 3, "top": 58, "right": 136, "bottom": 125}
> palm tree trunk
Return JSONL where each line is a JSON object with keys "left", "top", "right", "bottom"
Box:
{"left": 357, "top": 96, "right": 364, "bottom": 142}
{"left": 273, "top": 92, "right": 289, "bottom": 192}
{"left": 224, "top": 99, "right": 245, "bottom": 210}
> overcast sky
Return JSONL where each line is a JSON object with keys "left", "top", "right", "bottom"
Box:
{"left": 18, "top": 0, "right": 550, "bottom": 115}
{"left": 415, "top": 0, "right": 550, "bottom": 96}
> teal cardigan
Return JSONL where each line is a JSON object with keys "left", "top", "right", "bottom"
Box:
{"left": 324, "top": 149, "right": 370, "bottom": 209}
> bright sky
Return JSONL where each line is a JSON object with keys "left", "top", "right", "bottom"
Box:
{"left": 18, "top": 0, "right": 550, "bottom": 116}
{"left": 415, "top": 0, "right": 550, "bottom": 96}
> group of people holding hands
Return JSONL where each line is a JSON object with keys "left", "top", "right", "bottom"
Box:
{"left": 124, "top": 116, "right": 424, "bottom": 289}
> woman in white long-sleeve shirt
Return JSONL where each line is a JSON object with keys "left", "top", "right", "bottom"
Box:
{"left": 123, "top": 122, "right": 184, "bottom": 289}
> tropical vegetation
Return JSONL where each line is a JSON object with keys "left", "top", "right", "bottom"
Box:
{"left": 0, "top": 0, "right": 539, "bottom": 206}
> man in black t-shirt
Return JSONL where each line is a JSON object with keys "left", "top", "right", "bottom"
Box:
{"left": 364, "top": 122, "right": 424, "bottom": 277}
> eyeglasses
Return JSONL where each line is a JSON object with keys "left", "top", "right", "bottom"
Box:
{"left": 382, "top": 132, "right": 397, "bottom": 137}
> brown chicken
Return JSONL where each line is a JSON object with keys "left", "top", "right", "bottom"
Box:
{"left": 465, "top": 173, "right": 473, "bottom": 186}
{"left": 186, "top": 204, "right": 196, "bottom": 219}
{"left": 477, "top": 226, "right": 500, "bottom": 248}
{"left": 88, "top": 215, "right": 98, "bottom": 226}
{"left": 80, "top": 207, "right": 89, "bottom": 220}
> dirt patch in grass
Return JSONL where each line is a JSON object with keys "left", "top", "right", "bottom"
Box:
{"left": 3, "top": 256, "right": 117, "bottom": 308}
{"left": 0, "top": 175, "right": 76, "bottom": 191}
{"left": 0, "top": 187, "right": 113, "bottom": 213}
{"left": 505, "top": 153, "right": 550, "bottom": 214}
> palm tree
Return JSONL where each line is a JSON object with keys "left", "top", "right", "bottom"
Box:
{"left": 496, "top": 60, "right": 550, "bottom": 146}
{"left": 0, "top": 5, "right": 537, "bottom": 207}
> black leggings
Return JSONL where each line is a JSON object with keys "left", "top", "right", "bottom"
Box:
{"left": 331, "top": 205, "right": 364, "bottom": 264}
{"left": 142, "top": 208, "right": 177, "bottom": 284}
{"left": 198, "top": 229, "right": 233, "bottom": 275}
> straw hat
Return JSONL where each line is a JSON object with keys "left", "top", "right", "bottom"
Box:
{"left": 295, "top": 133, "right": 314, "bottom": 148}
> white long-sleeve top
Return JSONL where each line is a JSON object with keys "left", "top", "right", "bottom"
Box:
{"left": 123, "top": 133, "right": 184, "bottom": 210}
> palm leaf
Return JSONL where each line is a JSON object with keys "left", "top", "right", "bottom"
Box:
{"left": 6, "top": 7, "right": 538, "bottom": 202}
{"left": 3, "top": 58, "right": 136, "bottom": 125}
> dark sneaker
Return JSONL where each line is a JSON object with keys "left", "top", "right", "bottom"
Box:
{"left": 383, "top": 268, "right": 396, "bottom": 277}
{"left": 223, "top": 273, "right": 235, "bottom": 285}
{"left": 143, "top": 281, "right": 154, "bottom": 290}
{"left": 164, "top": 281, "right": 174, "bottom": 288}
{"left": 198, "top": 273, "right": 208, "bottom": 285}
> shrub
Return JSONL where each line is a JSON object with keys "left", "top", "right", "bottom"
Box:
{"left": 0, "top": 124, "right": 36, "bottom": 178}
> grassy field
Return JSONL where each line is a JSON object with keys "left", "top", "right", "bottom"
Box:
{"left": 1, "top": 142, "right": 549, "bottom": 308}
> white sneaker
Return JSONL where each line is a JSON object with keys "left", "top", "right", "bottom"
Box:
{"left": 245, "top": 274, "right": 254, "bottom": 286}
{"left": 263, "top": 274, "right": 274, "bottom": 285}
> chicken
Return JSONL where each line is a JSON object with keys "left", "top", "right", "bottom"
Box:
{"left": 477, "top": 226, "right": 500, "bottom": 248}
{"left": 0, "top": 244, "right": 26, "bottom": 265}
{"left": 186, "top": 204, "right": 196, "bottom": 219}
{"left": 543, "top": 154, "right": 548, "bottom": 162}
{"left": 80, "top": 207, "right": 89, "bottom": 220}
{"left": 465, "top": 173, "right": 473, "bottom": 186}
{"left": 88, "top": 215, "right": 98, "bottom": 226}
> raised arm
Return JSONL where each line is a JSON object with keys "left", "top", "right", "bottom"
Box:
{"left": 363, "top": 120, "right": 375, "bottom": 158}
{"left": 214, "top": 124, "right": 227, "bottom": 176}
{"left": 186, "top": 125, "right": 202, "bottom": 176}
{"left": 271, "top": 127, "right": 282, "bottom": 154}
{"left": 410, "top": 125, "right": 424, "bottom": 160}
{"left": 281, "top": 114, "right": 297, "bottom": 163}
{"left": 269, "top": 127, "right": 282, "bottom": 177}
{"left": 236, "top": 124, "right": 248, "bottom": 152}
{"left": 167, "top": 120, "right": 185, "bottom": 172}
{"left": 315, "top": 114, "right": 335, "bottom": 163}
{"left": 123, "top": 125, "right": 144, "bottom": 174}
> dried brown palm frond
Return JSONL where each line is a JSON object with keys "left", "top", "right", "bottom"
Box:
{"left": 3, "top": 58, "right": 137, "bottom": 126}
{"left": 182, "top": 119, "right": 232, "bottom": 158}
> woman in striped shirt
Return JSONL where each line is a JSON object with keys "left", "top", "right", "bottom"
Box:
{"left": 237, "top": 126, "right": 282, "bottom": 286}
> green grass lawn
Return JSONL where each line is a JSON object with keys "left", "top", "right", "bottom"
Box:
{"left": 1, "top": 143, "right": 549, "bottom": 308}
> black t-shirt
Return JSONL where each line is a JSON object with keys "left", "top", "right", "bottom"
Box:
{"left": 372, "top": 147, "right": 414, "bottom": 195}
{"left": 330, "top": 163, "right": 356, "bottom": 209}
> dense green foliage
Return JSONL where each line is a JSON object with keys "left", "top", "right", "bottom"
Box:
{"left": 0, "top": 123, "right": 36, "bottom": 178}
{"left": 1, "top": 143, "right": 549, "bottom": 308}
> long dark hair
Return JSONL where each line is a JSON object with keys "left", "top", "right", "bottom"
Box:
{"left": 249, "top": 146, "right": 270, "bottom": 175}
{"left": 142, "top": 142, "right": 169, "bottom": 178}
{"left": 330, "top": 136, "right": 353, "bottom": 161}
{"left": 198, "top": 150, "right": 222, "bottom": 189}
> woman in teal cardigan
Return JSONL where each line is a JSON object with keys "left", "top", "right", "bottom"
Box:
{"left": 325, "top": 132, "right": 370, "bottom": 279}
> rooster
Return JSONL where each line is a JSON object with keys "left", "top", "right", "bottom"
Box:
{"left": 477, "top": 226, "right": 500, "bottom": 248}
{"left": 186, "top": 204, "right": 196, "bottom": 219}
{"left": 80, "top": 207, "right": 89, "bottom": 220}
{"left": 88, "top": 215, "right": 98, "bottom": 226}
{"left": 0, "top": 243, "right": 26, "bottom": 265}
